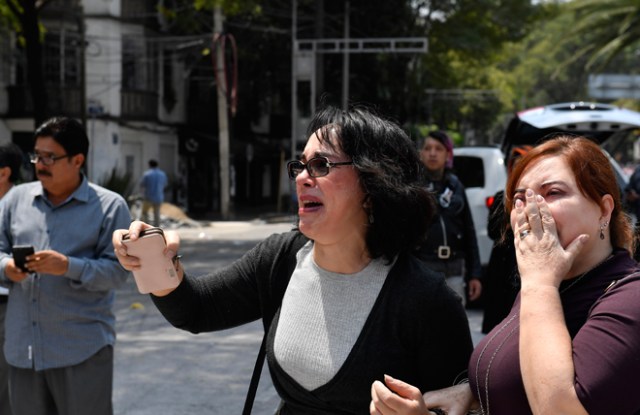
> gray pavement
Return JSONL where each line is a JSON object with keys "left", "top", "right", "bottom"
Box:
{"left": 112, "top": 219, "right": 484, "bottom": 415}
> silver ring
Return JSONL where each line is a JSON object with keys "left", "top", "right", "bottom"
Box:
{"left": 519, "top": 229, "right": 531, "bottom": 240}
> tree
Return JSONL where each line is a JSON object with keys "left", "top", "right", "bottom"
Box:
{"left": 563, "top": 0, "right": 640, "bottom": 71}
{"left": 157, "top": 0, "right": 548, "bottom": 144}
{"left": 406, "top": 0, "right": 546, "bottom": 142}
{"left": 3, "top": 0, "right": 55, "bottom": 126}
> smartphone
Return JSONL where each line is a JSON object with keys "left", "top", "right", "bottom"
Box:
{"left": 12, "top": 245, "right": 35, "bottom": 272}
{"left": 121, "top": 227, "right": 179, "bottom": 294}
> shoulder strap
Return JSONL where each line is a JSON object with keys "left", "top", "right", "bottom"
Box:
{"left": 242, "top": 232, "right": 307, "bottom": 414}
{"left": 242, "top": 334, "right": 268, "bottom": 415}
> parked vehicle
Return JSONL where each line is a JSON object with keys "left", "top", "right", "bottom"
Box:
{"left": 503, "top": 101, "right": 636, "bottom": 193}
{"left": 452, "top": 146, "right": 506, "bottom": 268}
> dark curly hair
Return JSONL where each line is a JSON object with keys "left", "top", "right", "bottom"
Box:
{"left": 305, "top": 105, "right": 435, "bottom": 262}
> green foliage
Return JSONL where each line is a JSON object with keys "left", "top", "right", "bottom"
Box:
{"left": 157, "top": 0, "right": 262, "bottom": 35}
{"left": 0, "top": 0, "right": 23, "bottom": 33}
{"left": 405, "top": 123, "right": 463, "bottom": 147}
{"left": 403, "top": 0, "right": 548, "bottom": 143}
{"left": 562, "top": 0, "right": 640, "bottom": 71}
{"left": 99, "top": 168, "right": 133, "bottom": 199}
{"left": 613, "top": 98, "right": 640, "bottom": 112}
{"left": 194, "top": 0, "right": 262, "bottom": 15}
{"left": 6, "top": 0, "right": 640, "bottom": 149}
{"left": 490, "top": 10, "right": 593, "bottom": 111}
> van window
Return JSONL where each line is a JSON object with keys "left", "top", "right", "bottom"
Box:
{"left": 453, "top": 156, "right": 485, "bottom": 188}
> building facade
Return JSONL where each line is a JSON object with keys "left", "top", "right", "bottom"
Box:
{"left": 0, "top": 0, "right": 291, "bottom": 216}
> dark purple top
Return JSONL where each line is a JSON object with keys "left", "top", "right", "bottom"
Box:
{"left": 469, "top": 249, "right": 640, "bottom": 414}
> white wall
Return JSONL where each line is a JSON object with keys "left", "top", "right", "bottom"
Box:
{"left": 83, "top": 0, "right": 120, "bottom": 17}
{"left": 118, "top": 124, "right": 177, "bottom": 183}
{"left": 85, "top": 18, "right": 138, "bottom": 118}
{"left": 158, "top": 50, "right": 187, "bottom": 124}
{"left": 86, "top": 119, "right": 121, "bottom": 183}
{"left": 84, "top": 0, "right": 126, "bottom": 116}
{"left": 0, "top": 121, "right": 11, "bottom": 145}
{"left": 87, "top": 120, "right": 177, "bottom": 193}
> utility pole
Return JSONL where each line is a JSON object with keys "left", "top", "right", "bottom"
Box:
{"left": 290, "top": 0, "right": 298, "bottom": 162}
{"left": 214, "top": 6, "right": 231, "bottom": 219}
{"left": 341, "top": 1, "right": 349, "bottom": 110}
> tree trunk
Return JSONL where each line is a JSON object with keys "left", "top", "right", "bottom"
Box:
{"left": 21, "top": 0, "right": 48, "bottom": 127}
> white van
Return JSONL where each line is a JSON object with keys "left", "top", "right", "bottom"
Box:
{"left": 452, "top": 146, "right": 507, "bottom": 268}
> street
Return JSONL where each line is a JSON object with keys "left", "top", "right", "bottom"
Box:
{"left": 112, "top": 220, "right": 484, "bottom": 415}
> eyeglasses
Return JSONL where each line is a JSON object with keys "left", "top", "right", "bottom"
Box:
{"left": 287, "top": 157, "right": 354, "bottom": 180}
{"left": 29, "top": 153, "right": 69, "bottom": 166}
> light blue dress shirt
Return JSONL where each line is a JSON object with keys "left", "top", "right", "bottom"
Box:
{"left": 0, "top": 175, "right": 131, "bottom": 370}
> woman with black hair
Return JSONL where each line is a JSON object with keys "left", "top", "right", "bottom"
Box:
{"left": 113, "top": 105, "right": 473, "bottom": 414}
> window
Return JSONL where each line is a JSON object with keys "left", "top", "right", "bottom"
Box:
{"left": 453, "top": 156, "right": 485, "bottom": 188}
{"left": 122, "top": 36, "right": 157, "bottom": 91}
{"left": 0, "top": 28, "right": 11, "bottom": 84}
{"left": 43, "top": 30, "right": 82, "bottom": 86}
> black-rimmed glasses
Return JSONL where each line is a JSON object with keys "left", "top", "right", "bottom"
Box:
{"left": 29, "top": 153, "right": 69, "bottom": 166}
{"left": 287, "top": 157, "right": 354, "bottom": 180}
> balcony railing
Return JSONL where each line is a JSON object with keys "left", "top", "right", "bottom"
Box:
{"left": 7, "top": 85, "right": 83, "bottom": 118}
{"left": 120, "top": 89, "right": 158, "bottom": 120}
{"left": 121, "top": 0, "right": 157, "bottom": 19}
{"left": 6, "top": 85, "right": 158, "bottom": 122}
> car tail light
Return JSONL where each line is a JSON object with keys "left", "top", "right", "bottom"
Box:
{"left": 486, "top": 195, "right": 495, "bottom": 209}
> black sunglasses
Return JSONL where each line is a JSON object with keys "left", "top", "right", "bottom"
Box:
{"left": 287, "top": 156, "right": 354, "bottom": 180}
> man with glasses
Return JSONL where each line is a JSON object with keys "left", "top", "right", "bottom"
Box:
{"left": 0, "top": 117, "right": 131, "bottom": 415}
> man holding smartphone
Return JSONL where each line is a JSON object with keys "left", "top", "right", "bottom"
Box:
{"left": 0, "top": 118, "right": 131, "bottom": 415}
{"left": 0, "top": 143, "right": 24, "bottom": 415}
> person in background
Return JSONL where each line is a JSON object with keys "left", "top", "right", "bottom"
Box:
{"left": 370, "top": 136, "right": 640, "bottom": 415}
{"left": 481, "top": 145, "right": 531, "bottom": 333}
{"left": 624, "top": 162, "right": 640, "bottom": 260}
{"left": 114, "top": 105, "right": 474, "bottom": 414}
{"left": 140, "top": 159, "right": 168, "bottom": 227}
{"left": 0, "top": 143, "right": 24, "bottom": 415}
{"left": 415, "top": 130, "right": 482, "bottom": 306}
{"left": 0, "top": 118, "right": 131, "bottom": 415}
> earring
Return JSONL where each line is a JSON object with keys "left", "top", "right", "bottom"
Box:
{"left": 600, "top": 221, "right": 608, "bottom": 240}
{"left": 363, "top": 198, "right": 374, "bottom": 224}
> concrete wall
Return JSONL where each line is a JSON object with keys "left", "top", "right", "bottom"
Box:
{"left": 83, "top": 0, "right": 120, "bottom": 17}
{"left": 86, "top": 120, "right": 177, "bottom": 193}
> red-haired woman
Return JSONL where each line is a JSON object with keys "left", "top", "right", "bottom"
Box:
{"left": 371, "top": 136, "right": 640, "bottom": 415}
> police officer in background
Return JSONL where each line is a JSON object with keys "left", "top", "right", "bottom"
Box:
{"left": 416, "top": 131, "right": 482, "bottom": 306}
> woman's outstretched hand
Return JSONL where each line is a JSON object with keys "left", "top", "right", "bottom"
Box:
{"left": 112, "top": 220, "right": 182, "bottom": 296}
